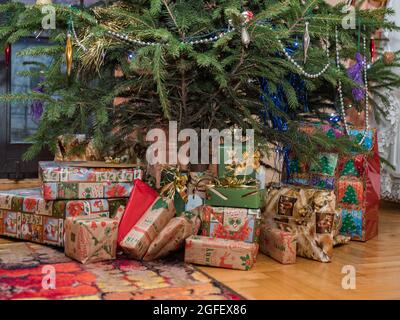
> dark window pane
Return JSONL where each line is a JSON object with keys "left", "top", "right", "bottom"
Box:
{"left": 10, "top": 38, "right": 51, "bottom": 143}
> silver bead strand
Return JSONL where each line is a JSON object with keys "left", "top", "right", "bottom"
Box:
{"left": 277, "top": 33, "right": 331, "bottom": 79}
{"left": 359, "top": 33, "right": 370, "bottom": 145}
{"left": 105, "top": 28, "right": 235, "bottom": 47}
{"left": 335, "top": 26, "right": 349, "bottom": 134}
{"left": 71, "top": 19, "right": 88, "bottom": 52}
{"left": 335, "top": 26, "right": 369, "bottom": 145}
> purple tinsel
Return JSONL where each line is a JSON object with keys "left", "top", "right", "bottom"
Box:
{"left": 347, "top": 52, "right": 365, "bottom": 102}
{"left": 30, "top": 78, "right": 45, "bottom": 122}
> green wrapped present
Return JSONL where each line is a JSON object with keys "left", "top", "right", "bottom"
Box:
{"left": 205, "top": 185, "right": 265, "bottom": 209}
{"left": 218, "top": 144, "right": 260, "bottom": 178}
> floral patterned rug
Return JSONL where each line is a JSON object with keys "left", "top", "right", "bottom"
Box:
{"left": 0, "top": 241, "right": 243, "bottom": 300}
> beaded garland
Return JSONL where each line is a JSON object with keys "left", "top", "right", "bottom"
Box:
{"left": 335, "top": 26, "right": 369, "bottom": 145}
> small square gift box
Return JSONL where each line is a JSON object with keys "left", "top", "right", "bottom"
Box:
{"left": 259, "top": 225, "right": 296, "bottom": 264}
{"left": 205, "top": 184, "right": 265, "bottom": 209}
{"left": 197, "top": 205, "right": 261, "bottom": 243}
{"left": 120, "top": 197, "right": 175, "bottom": 260}
{"left": 184, "top": 235, "right": 259, "bottom": 271}
{"left": 64, "top": 212, "right": 121, "bottom": 264}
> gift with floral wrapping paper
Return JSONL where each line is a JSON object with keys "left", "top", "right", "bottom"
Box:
{"left": 197, "top": 205, "right": 261, "bottom": 243}
{"left": 0, "top": 188, "right": 126, "bottom": 247}
{"left": 39, "top": 161, "right": 143, "bottom": 200}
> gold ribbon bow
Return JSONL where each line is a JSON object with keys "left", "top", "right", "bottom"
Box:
{"left": 160, "top": 167, "right": 189, "bottom": 202}
{"left": 225, "top": 149, "right": 261, "bottom": 176}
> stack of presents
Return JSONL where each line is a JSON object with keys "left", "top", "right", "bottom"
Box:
{"left": 0, "top": 124, "right": 380, "bottom": 270}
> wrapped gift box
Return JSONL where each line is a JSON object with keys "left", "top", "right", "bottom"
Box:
{"left": 259, "top": 225, "right": 296, "bottom": 264}
{"left": 41, "top": 181, "right": 134, "bottom": 201}
{"left": 39, "top": 161, "right": 143, "bottom": 200}
{"left": 218, "top": 143, "right": 257, "bottom": 178}
{"left": 184, "top": 235, "right": 259, "bottom": 271}
{"left": 39, "top": 161, "right": 143, "bottom": 182}
{"left": 198, "top": 205, "right": 261, "bottom": 243}
{"left": 120, "top": 197, "right": 175, "bottom": 260}
{"left": 264, "top": 184, "right": 340, "bottom": 262}
{"left": 143, "top": 211, "right": 201, "bottom": 261}
{"left": 0, "top": 210, "right": 64, "bottom": 246}
{"left": 286, "top": 124, "right": 379, "bottom": 241}
{"left": 54, "top": 134, "right": 100, "bottom": 161}
{"left": 0, "top": 188, "right": 126, "bottom": 218}
{"left": 64, "top": 213, "right": 119, "bottom": 264}
{"left": 118, "top": 180, "right": 158, "bottom": 244}
{"left": 205, "top": 186, "right": 265, "bottom": 209}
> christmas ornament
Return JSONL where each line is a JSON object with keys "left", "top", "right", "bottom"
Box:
{"left": 328, "top": 112, "right": 341, "bottom": 124}
{"left": 65, "top": 32, "right": 73, "bottom": 77}
{"left": 303, "top": 21, "right": 310, "bottom": 64}
{"left": 4, "top": 43, "right": 11, "bottom": 68}
{"left": 347, "top": 52, "right": 365, "bottom": 102}
{"left": 127, "top": 51, "right": 135, "bottom": 62}
{"left": 370, "top": 36, "right": 375, "bottom": 63}
{"left": 241, "top": 27, "right": 251, "bottom": 47}
{"left": 30, "top": 76, "right": 45, "bottom": 123}
{"left": 241, "top": 11, "right": 254, "bottom": 23}
{"left": 240, "top": 11, "right": 253, "bottom": 48}
{"left": 384, "top": 51, "right": 395, "bottom": 65}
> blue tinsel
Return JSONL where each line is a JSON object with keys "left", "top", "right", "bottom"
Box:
{"left": 259, "top": 41, "right": 309, "bottom": 180}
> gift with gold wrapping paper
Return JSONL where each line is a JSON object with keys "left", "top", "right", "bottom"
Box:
{"left": 263, "top": 184, "right": 344, "bottom": 262}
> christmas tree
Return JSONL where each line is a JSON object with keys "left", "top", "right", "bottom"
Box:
{"left": 341, "top": 211, "right": 358, "bottom": 235}
{"left": 0, "top": 1, "right": 399, "bottom": 162}
{"left": 341, "top": 159, "right": 359, "bottom": 176}
{"left": 341, "top": 185, "right": 359, "bottom": 205}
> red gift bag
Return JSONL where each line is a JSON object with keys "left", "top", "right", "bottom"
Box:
{"left": 117, "top": 179, "right": 159, "bottom": 244}
{"left": 337, "top": 129, "right": 380, "bottom": 241}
